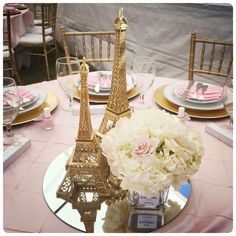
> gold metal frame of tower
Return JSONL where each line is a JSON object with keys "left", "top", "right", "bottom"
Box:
{"left": 56, "top": 58, "right": 110, "bottom": 233}
{"left": 96, "top": 8, "right": 131, "bottom": 202}
{"left": 97, "top": 8, "right": 132, "bottom": 137}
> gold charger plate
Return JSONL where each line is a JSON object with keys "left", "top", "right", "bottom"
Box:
{"left": 74, "top": 86, "right": 139, "bottom": 103}
{"left": 12, "top": 91, "right": 58, "bottom": 125}
{"left": 153, "top": 84, "right": 228, "bottom": 119}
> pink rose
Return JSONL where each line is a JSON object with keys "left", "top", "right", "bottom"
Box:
{"left": 132, "top": 137, "right": 156, "bottom": 157}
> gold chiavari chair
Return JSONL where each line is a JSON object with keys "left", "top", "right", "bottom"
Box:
{"left": 60, "top": 26, "right": 115, "bottom": 65}
{"left": 18, "top": 4, "right": 59, "bottom": 81}
{"left": 28, "top": 3, "right": 42, "bottom": 26}
{"left": 188, "top": 32, "right": 233, "bottom": 81}
{"left": 3, "top": 10, "right": 21, "bottom": 84}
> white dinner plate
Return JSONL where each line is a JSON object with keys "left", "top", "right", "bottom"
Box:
{"left": 19, "top": 87, "right": 47, "bottom": 114}
{"left": 163, "top": 83, "right": 233, "bottom": 111}
{"left": 174, "top": 81, "right": 224, "bottom": 104}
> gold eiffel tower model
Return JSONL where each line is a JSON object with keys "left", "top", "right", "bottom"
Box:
{"left": 96, "top": 8, "right": 132, "bottom": 203}
{"left": 97, "top": 8, "right": 131, "bottom": 136}
{"left": 56, "top": 58, "right": 110, "bottom": 233}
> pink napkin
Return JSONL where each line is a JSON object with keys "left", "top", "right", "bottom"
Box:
{"left": 177, "top": 82, "right": 223, "bottom": 101}
{"left": 3, "top": 92, "right": 19, "bottom": 106}
{"left": 18, "top": 88, "right": 36, "bottom": 100}
{"left": 4, "top": 88, "right": 36, "bottom": 107}
{"left": 88, "top": 73, "right": 112, "bottom": 89}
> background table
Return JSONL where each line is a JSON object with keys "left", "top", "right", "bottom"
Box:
{"left": 3, "top": 77, "right": 233, "bottom": 233}
{"left": 3, "top": 8, "right": 34, "bottom": 49}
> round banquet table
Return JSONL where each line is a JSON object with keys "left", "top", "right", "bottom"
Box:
{"left": 3, "top": 8, "right": 34, "bottom": 48}
{"left": 3, "top": 77, "right": 233, "bottom": 233}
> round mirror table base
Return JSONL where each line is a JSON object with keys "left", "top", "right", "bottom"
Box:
{"left": 43, "top": 147, "right": 191, "bottom": 233}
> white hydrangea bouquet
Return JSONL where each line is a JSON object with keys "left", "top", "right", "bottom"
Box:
{"left": 101, "top": 108, "right": 204, "bottom": 198}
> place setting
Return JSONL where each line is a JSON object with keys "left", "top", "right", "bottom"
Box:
{"left": 74, "top": 70, "right": 139, "bottom": 103}
{"left": 3, "top": 78, "right": 58, "bottom": 126}
{"left": 153, "top": 79, "right": 233, "bottom": 119}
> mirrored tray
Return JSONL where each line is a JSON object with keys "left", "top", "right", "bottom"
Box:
{"left": 43, "top": 146, "right": 191, "bottom": 233}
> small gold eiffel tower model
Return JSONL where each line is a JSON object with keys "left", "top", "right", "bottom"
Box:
{"left": 96, "top": 8, "right": 132, "bottom": 203}
{"left": 97, "top": 8, "right": 132, "bottom": 137}
{"left": 56, "top": 58, "right": 110, "bottom": 233}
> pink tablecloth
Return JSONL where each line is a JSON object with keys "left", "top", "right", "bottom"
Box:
{"left": 3, "top": 9, "right": 34, "bottom": 48}
{"left": 3, "top": 78, "right": 233, "bottom": 233}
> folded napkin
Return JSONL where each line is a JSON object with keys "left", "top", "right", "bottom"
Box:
{"left": 18, "top": 88, "right": 36, "bottom": 100}
{"left": 3, "top": 94, "right": 18, "bottom": 107}
{"left": 4, "top": 88, "right": 37, "bottom": 107}
{"left": 177, "top": 82, "right": 223, "bottom": 101}
{"left": 88, "top": 73, "right": 112, "bottom": 89}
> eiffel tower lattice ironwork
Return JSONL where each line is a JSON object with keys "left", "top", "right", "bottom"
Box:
{"left": 97, "top": 8, "right": 132, "bottom": 137}
{"left": 56, "top": 58, "right": 110, "bottom": 233}
{"left": 96, "top": 8, "right": 131, "bottom": 203}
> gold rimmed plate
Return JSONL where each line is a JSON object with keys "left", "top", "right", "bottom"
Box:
{"left": 74, "top": 86, "right": 139, "bottom": 103}
{"left": 153, "top": 84, "right": 228, "bottom": 119}
{"left": 12, "top": 91, "right": 58, "bottom": 125}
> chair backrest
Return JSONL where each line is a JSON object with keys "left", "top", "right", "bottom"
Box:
{"left": 188, "top": 32, "right": 233, "bottom": 80}
{"left": 41, "top": 4, "right": 57, "bottom": 42}
{"left": 3, "top": 10, "right": 13, "bottom": 59}
{"left": 60, "top": 26, "right": 115, "bottom": 64}
{"left": 29, "top": 4, "right": 41, "bottom": 20}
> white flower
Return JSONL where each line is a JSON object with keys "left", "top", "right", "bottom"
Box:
{"left": 101, "top": 108, "right": 204, "bottom": 197}
{"left": 102, "top": 199, "right": 129, "bottom": 233}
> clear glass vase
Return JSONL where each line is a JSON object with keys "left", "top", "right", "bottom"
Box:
{"left": 127, "top": 187, "right": 170, "bottom": 232}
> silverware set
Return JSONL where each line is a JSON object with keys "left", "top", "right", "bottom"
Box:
{"left": 182, "top": 81, "right": 208, "bottom": 100}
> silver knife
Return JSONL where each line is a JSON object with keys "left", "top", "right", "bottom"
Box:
{"left": 181, "top": 80, "right": 194, "bottom": 99}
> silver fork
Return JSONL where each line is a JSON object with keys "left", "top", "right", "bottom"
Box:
{"left": 181, "top": 80, "right": 194, "bottom": 99}
{"left": 191, "top": 82, "right": 203, "bottom": 100}
{"left": 199, "top": 84, "right": 208, "bottom": 100}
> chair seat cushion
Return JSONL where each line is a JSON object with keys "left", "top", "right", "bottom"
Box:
{"left": 34, "top": 19, "right": 42, "bottom": 25}
{"left": 30, "top": 26, "right": 52, "bottom": 35}
{"left": 3, "top": 45, "right": 14, "bottom": 59}
{"left": 19, "top": 33, "right": 53, "bottom": 45}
